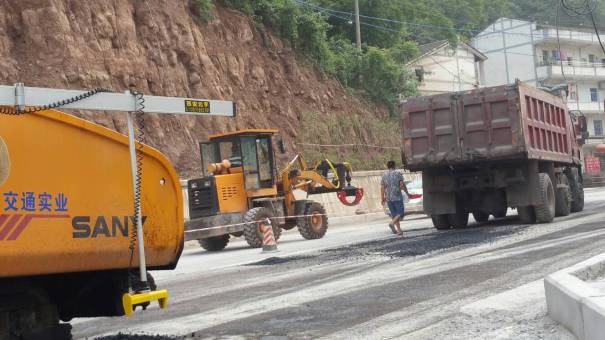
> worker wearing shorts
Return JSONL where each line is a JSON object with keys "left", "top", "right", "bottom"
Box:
{"left": 381, "top": 160, "right": 410, "bottom": 235}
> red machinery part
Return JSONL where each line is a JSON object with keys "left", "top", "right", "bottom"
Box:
{"left": 337, "top": 188, "right": 364, "bottom": 206}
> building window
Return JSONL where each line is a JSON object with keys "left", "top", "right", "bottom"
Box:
{"left": 552, "top": 50, "right": 560, "bottom": 60}
{"left": 590, "top": 88, "right": 599, "bottom": 102}
{"left": 594, "top": 120, "right": 603, "bottom": 136}
{"left": 589, "top": 54, "right": 596, "bottom": 63}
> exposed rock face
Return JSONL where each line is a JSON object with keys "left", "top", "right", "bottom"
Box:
{"left": 0, "top": 0, "right": 386, "bottom": 177}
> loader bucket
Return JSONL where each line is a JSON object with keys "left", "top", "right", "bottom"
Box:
{"left": 337, "top": 186, "right": 364, "bottom": 206}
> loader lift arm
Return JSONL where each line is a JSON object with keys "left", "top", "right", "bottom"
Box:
{"left": 279, "top": 153, "right": 364, "bottom": 208}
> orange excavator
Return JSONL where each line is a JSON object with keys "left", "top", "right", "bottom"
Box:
{"left": 0, "top": 83, "right": 234, "bottom": 339}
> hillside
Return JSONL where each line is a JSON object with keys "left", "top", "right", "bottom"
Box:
{"left": 0, "top": 0, "right": 393, "bottom": 177}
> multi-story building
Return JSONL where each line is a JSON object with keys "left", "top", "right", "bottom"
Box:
{"left": 406, "top": 40, "right": 487, "bottom": 96}
{"left": 472, "top": 17, "right": 605, "bottom": 161}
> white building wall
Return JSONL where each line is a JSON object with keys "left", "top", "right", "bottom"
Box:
{"left": 410, "top": 45, "right": 483, "bottom": 96}
{"left": 473, "top": 18, "right": 537, "bottom": 86}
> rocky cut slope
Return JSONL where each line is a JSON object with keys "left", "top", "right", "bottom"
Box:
{"left": 0, "top": 0, "right": 388, "bottom": 177}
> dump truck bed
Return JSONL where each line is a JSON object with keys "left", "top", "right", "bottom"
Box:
{"left": 401, "top": 81, "right": 580, "bottom": 171}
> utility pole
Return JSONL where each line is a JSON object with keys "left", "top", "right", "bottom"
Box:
{"left": 354, "top": 0, "right": 361, "bottom": 52}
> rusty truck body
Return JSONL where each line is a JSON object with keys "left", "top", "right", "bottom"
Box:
{"left": 401, "top": 81, "right": 587, "bottom": 229}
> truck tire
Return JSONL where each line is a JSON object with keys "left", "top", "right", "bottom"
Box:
{"left": 431, "top": 215, "right": 450, "bottom": 230}
{"left": 298, "top": 202, "right": 328, "bottom": 239}
{"left": 534, "top": 173, "right": 555, "bottom": 223}
{"left": 243, "top": 207, "right": 282, "bottom": 248}
{"left": 555, "top": 176, "right": 571, "bottom": 217}
{"left": 198, "top": 235, "right": 230, "bottom": 251}
{"left": 448, "top": 212, "right": 469, "bottom": 229}
{"left": 571, "top": 182, "right": 584, "bottom": 213}
{"left": 472, "top": 211, "right": 489, "bottom": 223}
{"left": 518, "top": 206, "right": 536, "bottom": 224}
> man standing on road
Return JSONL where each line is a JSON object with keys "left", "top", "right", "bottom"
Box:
{"left": 381, "top": 160, "right": 410, "bottom": 235}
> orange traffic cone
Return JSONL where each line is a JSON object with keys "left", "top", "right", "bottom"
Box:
{"left": 261, "top": 218, "right": 278, "bottom": 253}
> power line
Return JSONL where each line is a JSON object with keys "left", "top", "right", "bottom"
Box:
{"left": 292, "top": 0, "right": 477, "bottom": 33}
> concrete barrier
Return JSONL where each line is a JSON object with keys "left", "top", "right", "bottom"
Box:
{"left": 180, "top": 170, "right": 421, "bottom": 223}
{"left": 544, "top": 253, "right": 605, "bottom": 340}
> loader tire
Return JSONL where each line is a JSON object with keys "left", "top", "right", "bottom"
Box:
{"left": 243, "top": 207, "right": 281, "bottom": 248}
{"left": 571, "top": 182, "right": 584, "bottom": 213}
{"left": 472, "top": 211, "right": 489, "bottom": 223}
{"left": 431, "top": 214, "right": 451, "bottom": 230}
{"left": 555, "top": 176, "right": 571, "bottom": 217}
{"left": 534, "top": 173, "right": 555, "bottom": 223}
{"left": 518, "top": 206, "right": 536, "bottom": 224}
{"left": 448, "top": 212, "right": 469, "bottom": 229}
{"left": 198, "top": 235, "right": 230, "bottom": 251}
{"left": 298, "top": 202, "right": 328, "bottom": 240}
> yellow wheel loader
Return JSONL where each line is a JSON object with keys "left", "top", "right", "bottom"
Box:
{"left": 185, "top": 129, "right": 364, "bottom": 251}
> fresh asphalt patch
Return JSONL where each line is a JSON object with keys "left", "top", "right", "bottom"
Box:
{"left": 94, "top": 334, "right": 183, "bottom": 340}
{"left": 244, "top": 221, "right": 529, "bottom": 268}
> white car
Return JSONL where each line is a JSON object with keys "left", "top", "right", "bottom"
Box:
{"left": 385, "top": 178, "right": 424, "bottom": 216}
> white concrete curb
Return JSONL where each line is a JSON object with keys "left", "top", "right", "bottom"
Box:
{"left": 545, "top": 253, "right": 605, "bottom": 340}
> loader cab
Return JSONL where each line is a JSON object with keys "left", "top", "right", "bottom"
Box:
{"left": 188, "top": 129, "right": 279, "bottom": 219}
{"left": 202, "top": 129, "right": 278, "bottom": 191}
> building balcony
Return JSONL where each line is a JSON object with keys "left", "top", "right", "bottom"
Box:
{"left": 567, "top": 101, "right": 604, "bottom": 113}
{"left": 535, "top": 28, "right": 605, "bottom": 46}
{"left": 537, "top": 60, "right": 605, "bottom": 80}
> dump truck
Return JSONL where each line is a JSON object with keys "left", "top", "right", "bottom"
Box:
{"left": 0, "top": 83, "right": 236, "bottom": 339}
{"left": 401, "top": 81, "right": 588, "bottom": 229}
{"left": 184, "top": 129, "right": 364, "bottom": 251}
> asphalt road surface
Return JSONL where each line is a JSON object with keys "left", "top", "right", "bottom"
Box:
{"left": 73, "top": 188, "right": 605, "bottom": 340}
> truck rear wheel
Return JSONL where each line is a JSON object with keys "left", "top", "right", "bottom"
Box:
{"left": 431, "top": 215, "right": 450, "bottom": 230}
{"left": 472, "top": 211, "right": 489, "bottom": 223}
{"left": 243, "top": 207, "right": 281, "bottom": 248}
{"left": 534, "top": 173, "right": 555, "bottom": 223}
{"left": 298, "top": 202, "right": 328, "bottom": 239}
{"left": 448, "top": 212, "right": 469, "bottom": 228}
{"left": 198, "top": 235, "right": 230, "bottom": 251}
{"left": 555, "top": 176, "right": 571, "bottom": 217}
{"left": 571, "top": 182, "right": 584, "bottom": 213}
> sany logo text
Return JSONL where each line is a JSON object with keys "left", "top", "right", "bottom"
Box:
{"left": 72, "top": 216, "right": 147, "bottom": 238}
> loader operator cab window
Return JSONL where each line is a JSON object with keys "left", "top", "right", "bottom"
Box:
{"left": 210, "top": 141, "right": 241, "bottom": 168}
{"left": 240, "top": 135, "right": 274, "bottom": 190}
